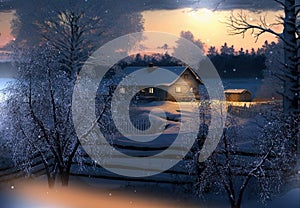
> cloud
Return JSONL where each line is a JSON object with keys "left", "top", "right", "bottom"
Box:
{"left": 130, "top": 0, "right": 282, "bottom": 11}
{"left": 0, "top": 0, "right": 284, "bottom": 13}
{"left": 156, "top": 0, "right": 281, "bottom": 11}
{"left": 0, "top": 0, "right": 291, "bottom": 49}
{"left": 200, "top": 0, "right": 282, "bottom": 11}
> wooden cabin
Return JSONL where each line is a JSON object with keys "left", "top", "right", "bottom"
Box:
{"left": 224, "top": 89, "right": 252, "bottom": 102}
{"left": 117, "top": 65, "right": 204, "bottom": 101}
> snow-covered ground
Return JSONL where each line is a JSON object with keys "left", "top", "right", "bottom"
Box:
{"left": 0, "top": 94, "right": 297, "bottom": 207}
{"left": 0, "top": 78, "right": 12, "bottom": 89}
{"left": 267, "top": 188, "right": 300, "bottom": 208}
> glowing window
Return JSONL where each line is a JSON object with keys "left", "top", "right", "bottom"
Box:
{"left": 149, "top": 88, "right": 154, "bottom": 94}
{"left": 119, "top": 87, "right": 125, "bottom": 94}
{"left": 175, "top": 87, "right": 182, "bottom": 93}
{"left": 190, "top": 87, "right": 196, "bottom": 93}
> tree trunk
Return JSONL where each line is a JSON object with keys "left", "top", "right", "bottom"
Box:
{"left": 60, "top": 171, "right": 70, "bottom": 186}
{"left": 230, "top": 200, "right": 237, "bottom": 208}
{"left": 228, "top": 198, "right": 241, "bottom": 208}
{"left": 227, "top": 191, "right": 242, "bottom": 208}
{"left": 282, "top": 0, "right": 299, "bottom": 113}
{"left": 47, "top": 175, "right": 56, "bottom": 189}
{"left": 231, "top": 204, "right": 241, "bottom": 208}
{"left": 282, "top": 0, "right": 300, "bottom": 184}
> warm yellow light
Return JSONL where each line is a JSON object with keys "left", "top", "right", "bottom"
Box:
{"left": 189, "top": 8, "right": 214, "bottom": 23}
{"left": 0, "top": 11, "right": 16, "bottom": 48}
{"left": 142, "top": 8, "right": 283, "bottom": 52}
{"left": 14, "top": 182, "right": 198, "bottom": 208}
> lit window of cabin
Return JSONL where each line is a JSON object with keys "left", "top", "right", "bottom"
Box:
{"left": 190, "top": 87, "right": 196, "bottom": 93}
{"left": 175, "top": 87, "right": 182, "bottom": 93}
{"left": 119, "top": 87, "right": 125, "bottom": 94}
{"left": 149, "top": 87, "right": 154, "bottom": 94}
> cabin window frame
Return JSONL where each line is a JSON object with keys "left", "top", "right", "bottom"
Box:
{"left": 175, "top": 86, "right": 182, "bottom": 93}
{"left": 119, "top": 87, "right": 126, "bottom": 94}
{"left": 190, "top": 87, "right": 197, "bottom": 93}
{"left": 149, "top": 87, "right": 154, "bottom": 94}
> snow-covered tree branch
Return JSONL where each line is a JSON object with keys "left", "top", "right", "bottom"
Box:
{"left": 186, "top": 109, "right": 294, "bottom": 208}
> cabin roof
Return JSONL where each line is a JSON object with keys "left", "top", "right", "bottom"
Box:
{"left": 121, "top": 66, "right": 203, "bottom": 87}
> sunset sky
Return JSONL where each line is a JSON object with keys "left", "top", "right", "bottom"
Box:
{"left": 142, "top": 8, "right": 282, "bottom": 51}
{"left": 0, "top": 10, "right": 15, "bottom": 48}
{"left": 0, "top": 2, "right": 283, "bottom": 53}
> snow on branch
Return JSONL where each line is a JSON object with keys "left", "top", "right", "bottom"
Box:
{"left": 236, "top": 144, "right": 273, "bottom": 205}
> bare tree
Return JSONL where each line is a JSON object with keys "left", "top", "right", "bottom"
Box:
{"left": 2, "top": 4, "right": 125, "bottom": 187}
{"left": 9, "top": 0, "right": 144, "bottom": 48}
{"left": 186, "top": 112, "right": 292, "bottom": 208}
{"left": 4, "top": 8, "right": 106, "bottom": 188}
{"left": 2, "top": 3, "right": 145, "bottom": 187}
{"left": 226, "top": 0, "right": 299, "bottom": 114}
{"left": 4, "top": 45, "right": 84, "bottom": 187}
{"left": 225, "top": 0, "right": 300, "bottom": 185}
{"left": 38, "top": 9, "right": 102, "bottom": 79}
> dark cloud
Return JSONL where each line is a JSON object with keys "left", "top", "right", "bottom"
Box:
{"left": 99, "top": 0, "right": 282, "bottom": 11}
{"left": 147, "top": 0, "right": 292, "bottom": 11}
{"left": 200, "top": 0, "right": 282, "bottom": 11}
{"left": 150, "top": 0, "right": 282, "bottom": 11}
{"left": 0, "top": 0, "right": 285, "bottom": 13}
{"left": 0, "top": 0, "right": 290, "bottom": 49}
{"left": 0, "top": 0, "right": 145, "bottom": 47}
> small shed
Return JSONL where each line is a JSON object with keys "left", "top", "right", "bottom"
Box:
{"left": 224, "top": 89, "right": 252, "bottom": 102}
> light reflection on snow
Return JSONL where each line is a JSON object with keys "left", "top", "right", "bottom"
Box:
{"left": 5, "top": 182, "right": 198, "bottom": 208}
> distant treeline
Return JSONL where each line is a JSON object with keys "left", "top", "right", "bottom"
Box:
{"left": 114, "top": 48, "right": 266, "bottom": 79}
{"left": 207, "top": 43, "right": 267, "bottom": 78}
{"left": 208, "top": 52, "right": 266, "bottom": 79}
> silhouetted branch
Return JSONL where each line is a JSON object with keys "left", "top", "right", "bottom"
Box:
{"left": 274, "top": 0, "right": 287, "bottom": 9}
{"left": 226, "top": 12, "right": 283, "bottom": 43}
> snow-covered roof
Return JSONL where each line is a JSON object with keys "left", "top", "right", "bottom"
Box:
{"left": 120, "top": 66, "right": 202, "bottom": 87}
{"left": 224, "top": 89, "right": 251, "bottom": 94}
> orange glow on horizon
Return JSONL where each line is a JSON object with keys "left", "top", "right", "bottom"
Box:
{"left": 142, "top": 8, "right": 283, "bottom": 52}
{"left": 0, "top": 11, "right": 15, "bottom": 48}
{"left": 0, "top": 9, "right": 283, "bottom": 54}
